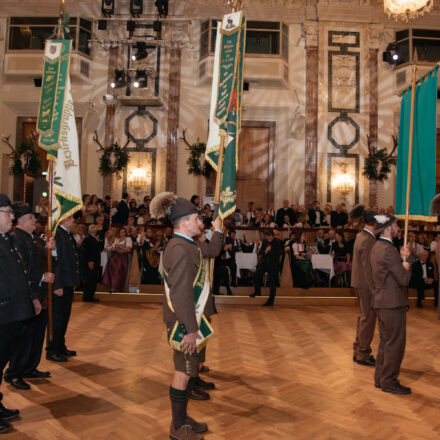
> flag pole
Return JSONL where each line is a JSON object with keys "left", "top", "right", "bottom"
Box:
{"left": 403, "top": 65, "right": 417, "bottom": 260}
{"left": 46, "top": 1, "right": 64, "bottom": 342}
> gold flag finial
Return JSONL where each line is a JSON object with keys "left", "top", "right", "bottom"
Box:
{"left": 228, "top": 0, "right": 243, "bottom": 12}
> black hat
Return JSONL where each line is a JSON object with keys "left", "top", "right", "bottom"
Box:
{"left": 150, "top": 192, "right": 198, "bottom": 222}
{"left": 12, "top": 202, "right": 33, "bottom": 223}
{"left": 349, "top": 204, "right": 378, "bottom": 224}
{"left": 0, "top": 194, "right": 11, "bottom": 208}
{"left": 373, "top": 213, "right": 397, "bottom": 234}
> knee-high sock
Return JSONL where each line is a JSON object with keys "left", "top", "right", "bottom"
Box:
{"left": 170, "top": 386, "right": 187, "bottom": 430}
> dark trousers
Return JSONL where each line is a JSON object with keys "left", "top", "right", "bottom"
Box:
{"left": 46, "top": 286, "right": 74, "bottom": 355}
{"left": 83, "top": 267, "right": 98, "bottom": 301}
{"left": 375, "top": 307, "right": 406, "bottom": 388}
{"left": 353, "top": 288, "right": 377, "bottom": 361}
{"left": 5, "top": 309, "right": 48, "bottom": 379}
{"left": 224, "top": 258, "right": 237, "bottom": 286}
{"left": 254, "top": 262, "right": 278, "bottom": 303}
{"left": 213, "top": 261, "right": 231, "bottom": 293}
{"left": 416, "top": 282, "right": 438, "bottom": 306}
{"left": 0, "top": 321, "right": 23, "bottom": 402}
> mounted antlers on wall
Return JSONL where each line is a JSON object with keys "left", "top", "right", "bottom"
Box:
{"left": 181, "top": 129, "right": 213, "bottom": 179}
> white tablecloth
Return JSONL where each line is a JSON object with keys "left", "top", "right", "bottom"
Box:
{"left": 235, "top": 252, "right": 258, "bottom": 278}
{"left": 311, "top": 254, "right": 334, "bottom": 284}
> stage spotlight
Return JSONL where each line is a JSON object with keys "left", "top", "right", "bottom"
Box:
{"left": 130, "top": 0, "right": 143, "bottom": 16}
{"left": 154, "top": 0, "right": 168, "bottom": 18}
{"left": 101, "top": 0, "right": 115, "bottom": 16}
{"left": 131, "top": 42, "right": 148, "bottom": 61}
{"left": 127, "top": 20, "right": 136, "bottom": 32}
{"left": 111, "top": 69, "right": 126, "bottom": 88}
{"left": 133, "top": 70, "right": 148, "bottom": 88}
{"left": 382, "top": 42, "right": 400, "bottom": 65}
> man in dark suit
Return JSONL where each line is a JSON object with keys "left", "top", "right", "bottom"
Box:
{"left": 112, "top": 192, "right": 130, "bottom": 224}
{"left": 318, "top": 228, "right": 336, "bottom": 254}
{"left": 155, "top": 193, "right": 223, "bottom": 440}
{"left": 224, "top": 229, "right": 239, "bottom": 286}
{"left": 308, "top": 200, "right": 325, "bottom": 227}
{"left": 250, "top": 229, "right": 283, "bottom": 306}
{"left": 275, "top": 200, "right": 295, "bottom": 228}
{"left": 411, "top": 249, "right": 438, "bottom": 308}
{"left": 46, "top": 215, "right": 80, "bottom": 363}
{"left": 350, "top": 206, "right": 378, "bottom": 367}
{"left": 0, "top": 194, "right": 35, "bottom": 433}
{"left": 4, "top": 203, "right": 54, "bottom": 391}
{"left": 81, "top": 224, "right": 101, "bottom": 303}
{"left": 370, "top": 214, "right": 411, "bottom": 394}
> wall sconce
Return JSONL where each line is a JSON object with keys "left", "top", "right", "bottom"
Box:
{"left": 130, "top": 161, "right": 148, "bottom": 190}
{"left": 333, "top": 163, "right": 354, "bottom": 197}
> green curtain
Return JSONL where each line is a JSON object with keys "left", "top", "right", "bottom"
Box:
{"left": 395, "top": 67, "right": 438, "bottom": 221}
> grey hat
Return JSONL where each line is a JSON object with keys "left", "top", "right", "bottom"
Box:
{"left": 374, "top": 213, "right": 398, "bottom": 234}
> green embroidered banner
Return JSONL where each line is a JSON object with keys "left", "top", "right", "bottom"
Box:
{"left": 395, "top": 67, "right": 438, "bottom": 222}
{"left": 38, "top": 39, "right": 72, "bottom": 154}
{"left": 206, "top": 12, "right": 246, "bottom": 220}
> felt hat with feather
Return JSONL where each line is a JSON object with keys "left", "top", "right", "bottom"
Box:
{"left": 150, "top": 192, "right": 198, "bottom": 222}
{"left": 349, "top": 204, "right": 378, "bottom": 225}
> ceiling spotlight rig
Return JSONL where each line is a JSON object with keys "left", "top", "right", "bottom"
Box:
{"left": 131, "top": 42, "right": 148, "bottom": 61}
{"left": 155, "top": 0, "right": 169, "bottom": 18}
{"left": 110, "top": 68, "right": 151, "bottom": 90}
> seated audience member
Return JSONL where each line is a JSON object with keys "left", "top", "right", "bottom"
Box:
{"left": 253, "top": 211, "right": 264, "bottom": 227}
{"left": 289, "top": 232, "right": 315, "bottom": 288}
{"left": 290, "top": 204, "right": 300, "bottom": 224}
{"left": 129, "top": 199, "right": 138, "bottom": 217}
{"left": 282, "top": 214, "right": 293, "bottom": 228}
{"left": 102, "top": 228, "right": 133, "bottom": 292}
{"left": 410, "top": 249, "right": 438, "bottom": 308}
{"left": 137, "top": 226, "right": 161, "bottom": 284}
{"left": 417, "top": 233, "right": 430, "bottom": 253}
{"left": 333, "top": 231, "right": 351, "bottom": 285}
{"left": 308, "top": 200, "right": 325, "bottom": 227}
{"left": 276, "top": 200, "right": 294, "bottom": 228}
{"left": 315, "top": 229, "right": 326, "bottom": 249}
{"left": 294, "top": 213, "right": 310, "bottom": 228}
{"left": 430, "top": 233, "right": 440, "bottom": 252}
{"left": 35, "top": 196, "right": 49, "bottom": 217}
{"left": 407, "top": 232, "right": 420, "bottom": 262}
{"left": 202, "top": 204, "right": 213, "bottom": 222}
{"left": 231, "top": 208, "right": 243, "bottom": 225}
{"left": 250, "top": 229, "right": 284, "bottom": 306}
{"left": 261, "top": 213, "right": 276, "bottom": 228}
{"left": 89, "top": 195, "right": 100, "bottom": 221}
{"left": 284, "top": 231, "right": 296, "bottom": 250}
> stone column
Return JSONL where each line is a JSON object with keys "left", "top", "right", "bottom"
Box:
{"left": 165, "top": 43, "right": 182, "bottom": 193}
{"left": 103, "top": 47, "right": 118, "bottom": 197}
{"left": 304, "top": 22, "right": 319, "bottom": 205}
{"left": 368, "top": 25, "right": 382, "bottom": 207}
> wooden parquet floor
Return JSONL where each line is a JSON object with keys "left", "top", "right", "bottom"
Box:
{"left": 3, "top": 302, "right": 440, "bottom": 440}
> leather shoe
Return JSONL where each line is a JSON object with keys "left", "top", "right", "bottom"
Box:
{"left": 169, "top": 423, "right": 203, "bottom": 440}
{"left": 356, "top": 356, "right": 376, "bottom": 367}
{"left": 382, "top": 384, "right": 411, "bottom": 394}
{"left": 63, "top": 349, "right": 77, "bottom": 357}
{"left": 249, "top": 292, "right": 259, "bottom": 297}
{"left": 83, "top": 297, "right": 99, "bottom": 302}
{"left": 188, "top": 388, "right": 210, "bottom": 401}
{"left": 46, "top": 353, "right": 68, "bottom": 362}
{"left": 375, "top": 384, "right": 381, "bottom": 389}
{"left": 262, "top": 301, "right": 274, "bottom": 307}
{"left": 353, "top": 355, "right": 357, "bottom": 362}
{"left": 24, "top": 369, "right": 51, "bottom": 379}
{"left": 195, "top": 376, "right": 215, "bottom": 390}
{"left": 4, "top": 377, "right": 30, "bottom": 390}
{"left": 226, "top": 290, "right": 233, "bottom": 296}
{"left": 0, "top": 403, "right": 20, "bottom": 421}
{"left": 185, "top": 416, "right": 208, "bottom": 433}
{"left": 0, "top": 420, "right": 9, "bottom": 433}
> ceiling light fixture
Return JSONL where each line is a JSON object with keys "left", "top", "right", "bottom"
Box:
{"left": 383, "top": 0, "right": 434, "bottom": 22}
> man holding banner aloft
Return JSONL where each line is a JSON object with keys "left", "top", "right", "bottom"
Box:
{"left": 36, "top": 5, "right": 83, "bottom": 357}
{"left": 151, "top": 193, "right": 223, "bottom": 440}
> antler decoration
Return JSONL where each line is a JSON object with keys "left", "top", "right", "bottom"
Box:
{"left": 93, "top": 130, "right": 105, "bottom": 152}
{"left": 180, "top": 129, "right": 192, "bottom": 148}
{"left": 1, "top": 135, "right": 17, "bottom": 159}
{"left": 363, "top": 134, "right": 397, "bottom": 183}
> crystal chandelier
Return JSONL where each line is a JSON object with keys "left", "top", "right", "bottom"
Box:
{"left": 383, "top": 0, "right": 434, "bottom": 22}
